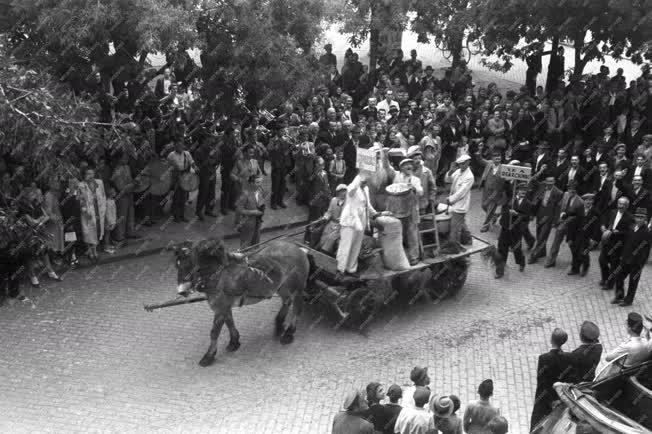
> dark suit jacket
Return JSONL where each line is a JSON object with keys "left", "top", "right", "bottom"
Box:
{"left": 557, "top": 166, "right": 586, "bottom": 192}
{"left": 623, "top": 129, "right": 645, "bottom": 157}
{"left": 309, "top": 170, "right": 332, "bottom": 209}
{"left": 532, "top": 153, "right": 553, "bottom": 179}
{"left": 531, "top": 349, "right": 573, "bottom": 428}
{"left": 499, "top": 193, "right": 532, "bottom": 234}
{"left": 615, "top": 179, "right": 651, "bottom": 216}
{"left": 533, "top": 186, "right": 563, "bottom": 222}
{"left": 626, "top": 166, "right": 652, "bottom": 190}
{"left": 601, "top": 210, "right": 634, "bottom": 254}
{"left": 621, "top": 225, "right": 652, "bottom": 266}
{"left": 568, "top": 343, "right": 603, "bottom": 383}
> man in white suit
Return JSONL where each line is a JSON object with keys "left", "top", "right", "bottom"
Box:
{"left": 336, "top": 171, "right": 386, "bottom": 276}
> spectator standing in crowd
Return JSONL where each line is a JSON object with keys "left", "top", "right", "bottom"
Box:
{"left": 612, "top": 208, "right": 651, "bottom": 306}
{"left": 110, "top": 152, "right": 140, "bottom": 241}
{"left": 167, "top": 140, "right": 196, "bottom": 223}
{"left": 402, "top": 366, "right": 431, "bottom": 409}
{"left": 605, "top": 312, "right": 651, "bottom": 366}
{"left": 42, "top": 178, "right": 65, "bottom": 281}
{"left": 393, "top": 387, "right": 435, "bottom": 434}
{"left": 77, "top": 166, "right": 107, "bottom": 262}
{"left": 308, "top": 157, "right": 332, "bottom": 221}
{"left": 463, "top": 379, "right": 500, "bottom": 434}
{"left": 194, "top": 136, "right": 219, "bottom": 220}
{"left": 268, "top": 128, "right": 291, "bottom": 209}
{"left": 376, "top": 385, "right": 403, "bottom": 434}
{"left": 319, "top": 43, "right": 337, "bottom": 70}
{"left": 316, "top": 184, "right": 347, "bottom": 254}
{"left": 219, "top": 126, "right": 239, "bottom": 215}
{"left": 332, "top": 390, "right": 374, "bottom": 434}
{"left": 444, "top": 154, "right": 474, "bottom": 252}
{"left": 431, "top": 395, "right": 462, "bottom": 434}
{"left": 568, "top": 321, "right": 602, "bottom": 383}
{"left": 530, "top": 328, "right": 572, "bottom": 430}
{"left": 235, "top": 175, "right": 266, "bottom": 249}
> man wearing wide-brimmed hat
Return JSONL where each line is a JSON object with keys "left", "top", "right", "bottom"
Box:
{"left": 613, "top": 207, "right": 651, "bottom": 306}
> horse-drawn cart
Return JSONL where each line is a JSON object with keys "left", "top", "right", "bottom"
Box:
{"left": 294, "top": 231, "right": 492, "bottom": 327}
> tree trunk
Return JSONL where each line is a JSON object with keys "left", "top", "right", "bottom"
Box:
{"left": 572, "top": 35, "right": 588, "bottom": 82}
{"left": 369, "top": 5, "right": 380, "bottom": 74}
{"left": 545, "top": 37, "right": 559, "bottom": 95}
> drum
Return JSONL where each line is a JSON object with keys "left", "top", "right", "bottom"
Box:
{"left": 385, "top": 183, "right": 415, "bottom": 218}
{"left": 179, "top": 172, "right": 199, "bottom": 192}
{"left": 148, "top": 160, "right": 173, "bottom": 196}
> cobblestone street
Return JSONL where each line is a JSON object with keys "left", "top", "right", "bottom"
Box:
{"left": 1, "top": 194, "right": 651, "bottom": 434}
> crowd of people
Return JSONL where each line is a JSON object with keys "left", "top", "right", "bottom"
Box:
{"left": 332, "top": 311, "right": 652, "bottom": 433}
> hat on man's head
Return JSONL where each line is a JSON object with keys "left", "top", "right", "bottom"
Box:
{"left": 425, "top": 65, "right": 434, "bottom": 71}
{"left": 342, "top": 390, "right": 360, "bottom": 411}
{"left": 351, "top": 125, "right": 361, "bottom": 133}
{"left": 407, "top": 145, "right": 422, "bottom": 158}
{"left": 456, "top": 154, "right": 471, "bottom": 164}
{"left": 399, "top": 158, "right": 414, "bottom": 168}
{"left": 615, "top": 143, "right": 626, "bottom": 151}
{"left": 537, "top": 141, "right": 550, "bottom": 149}
{"left": 635, "top": 207, "right": 648, "bottom": 218}
{"left": 582, "top": 193, "right": 595, "bottom": 201}
{"left": 580, "top": 321, "right": 600, "bottom": 343}
{"left": 516, "top": 182, "right": 529, "bottom": 191}
{"left": 410, "top": 366, "right": 429, "bottom": 384}
{"left": 627, "top": 312, "right": 643, "bottom": 328}
{"left": 386, "top": 384, "right": 403, "bottom": 400}
{"left": 508, "top": 159, "right": 521, "bottom": 165}
{"left": 335, "top": 184, "right": 348, "bottom": 193}
{"left": 430, "top": 395, "right": 454, "bottom": 418}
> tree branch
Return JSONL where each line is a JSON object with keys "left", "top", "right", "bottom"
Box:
{"left": 0, "top": 84, "right": 36, "bottom": 126}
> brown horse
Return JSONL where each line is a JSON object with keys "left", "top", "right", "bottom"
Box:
{"left": 174, "top": 238, "right": 310, "bottom": 367}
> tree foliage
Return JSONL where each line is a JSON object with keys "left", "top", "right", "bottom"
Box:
{"left": 0, "top": 56, "right": 138, "bottom": 180}
{"left": 197, "top": 0, "right": 326, "bottom": 113}
{"left": 3, "top": 0, "right": 196, "bottom": 92}
{"left": 476, "top": 0, "right": 652, "bottom": 78}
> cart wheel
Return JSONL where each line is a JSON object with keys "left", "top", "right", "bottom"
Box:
{"left": 427, "top": 258, "right": 469, "bottom": 300}
{"left": 395, "top": 269, "right": 433, "bottom": 304}
{"left": 341, "top": 286, "right": 380, "bottom": 329}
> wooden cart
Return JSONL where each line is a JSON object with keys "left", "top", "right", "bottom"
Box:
{"left": 293, "top": 232, "right": 492, "bottom": 327}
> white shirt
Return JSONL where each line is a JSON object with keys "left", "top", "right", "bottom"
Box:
{"left": 596, "top": 152, "right": 603, "bottom": 161}
{"left": 568, "top": 167, "right": 577, "bottom": 181}
{"left": 536, "top": 154, "right": 545, "bottom": 169}
{"left": 339, "top": 176, "right": 376, "bottom": 232}
{"left": 612, "top": 211, "right": 623, "bottom": 229}
{"left": 394, "top": 406, "right": 435, "bottom": 434}
{"left": 377, "top": 98, "right": 399, "bottom": 114}
{"left": 605, "top": 336, "right": 651, "bottom": 367}
{"left": 600, "top": 175, "right": 608, "bottom": 189}
{"left": 445, "top": 167, "right": 475, "bottom": 213}
{"left": 635, "top": 166, "right": 643, "bottom": 177}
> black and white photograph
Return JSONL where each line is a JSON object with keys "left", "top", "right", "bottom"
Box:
{"left": 1, "top": 0, "right": 652, "bottom": 432}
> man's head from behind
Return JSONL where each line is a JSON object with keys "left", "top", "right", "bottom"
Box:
{"left": 413, "top": 386, "right": 430, "bottom": 408}
{"left": 551, "top": 328, "right": 568, "bottom": 348}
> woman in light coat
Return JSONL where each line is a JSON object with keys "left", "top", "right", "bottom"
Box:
{"left": 77, "top": 167, "right": 107, "bottom": 261}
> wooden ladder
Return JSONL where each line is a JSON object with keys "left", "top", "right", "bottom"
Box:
{"left": 419, "top": 205, "right": 440, "bottom": 257}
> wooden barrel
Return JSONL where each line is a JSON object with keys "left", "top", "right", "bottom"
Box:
{"left": 385, "top": 183, "right": 415, "bottom": 218}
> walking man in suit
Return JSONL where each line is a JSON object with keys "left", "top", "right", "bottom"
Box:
{"left": 495, "top": 183, "right": 530, "bottom": 279}
{"left": 612, "top": 208, "right": 651, "bottom": 306}
{"left": 529, "top": 176, "right": 562, "bottom": 263}
{"left": 569, "top": 194, "right": 601, "bottom": 276}
{"left": 599, "top": 196, "right": 634, "bottom": 290}
{"left": 545, "top": 180, "right": 585, "bottom": 268}
{"left": 530, "top": 328, "right": 572, "bottom": 430}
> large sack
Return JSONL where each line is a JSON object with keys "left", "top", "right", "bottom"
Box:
{"left": 375, "top": 215, "right": 410, "bottom": 270}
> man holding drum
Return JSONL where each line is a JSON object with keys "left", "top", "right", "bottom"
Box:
{"left": 167, "top": 140, "right": 197, "bottom": 223}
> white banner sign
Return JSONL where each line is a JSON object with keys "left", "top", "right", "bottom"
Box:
{"left": 356, "top": 147, "right": 377, "bottom": 172}
{"left": 499, "top": 164, "right": 531, "bottom": 182}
